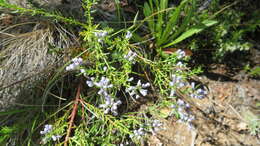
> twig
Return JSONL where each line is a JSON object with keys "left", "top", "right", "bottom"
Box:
{"left": 64, "top": 83, "right": 81, "bottom": 146}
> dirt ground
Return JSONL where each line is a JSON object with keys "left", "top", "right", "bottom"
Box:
{"left": 147, "top": 63, "right": 260, "bottom": 146}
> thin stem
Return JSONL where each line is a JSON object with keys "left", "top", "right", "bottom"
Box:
{"left": 64, "top": 83, "right": 81, "bottom": 146}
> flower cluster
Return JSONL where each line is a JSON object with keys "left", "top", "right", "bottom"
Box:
{"left": 124, "top": 50, "right": 137, "bottom": 63}
{"left": 191, "top": 88, "right": 207, "bottom": 99}
{"left": 176, "top": 61, "right": 185, "bottom": 68}
{"left": 119, "top": 141, "right": 130, "bottom": 146}
{"left": 130, "top": 119, "right": 164, "bottom": 140}
{"left": 172, "top": 99, "right": 195, "bottom": 129}
{"left": 169, "top": 74, "right": 186, "bottom": 97}
{"left": 176, "top": 49, "right": 186, "bottom": 59}
{"left": 94, "top": 31, "right": 108, "bottom": 38}
{"left": 130, "top": 127, "right": 145, "bottom": 140}
{"left": 168, "top": 74, "right": 208, "bottom": 99}
{"left": 149, "top": 119, "right": 164, "bottom": 135}
{"left": 86, "top": 77, "right": 122, "bottom": 115}
{"left": 99, "top": 98, "right": 122, "bottom": 116}
{"left": 86, "top": 77, "right": 113, "bottom": 89}
{"left": 190, "top": 82, "right": 207, "bottom": 99}
{"left": 174, "top": 49, "right": 187, "bottom": 71}
{"left": 169, "top": 75, "right": 186, "bottom": 88}
{"left": 40, "top": 124, "right": 52, "bottom": 135}
{"left": 125, "top": 79, "right": 150, "bottom": 99}
{"left": 65, "top": 57, "right": 83, "bottom": 71}
{"left": 40, "top": 124, "right": 61, "bottom": 142}
{"left": 94, "top": 31, "right": 108, "bottom": 42}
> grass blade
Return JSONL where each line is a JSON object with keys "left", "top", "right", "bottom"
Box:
{"left": 163, "top": 20, "right": 218, "bottom": 48}
{"left": 158, "top": 0, "right": 188, "bottom": 46}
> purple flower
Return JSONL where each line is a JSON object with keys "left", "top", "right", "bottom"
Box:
{"left": 94, "top": 31, "right": 108, "bottom": 37}
{"left": 124, "top": 50, "right": 137, "bottom": 62}
{"left": 40, "top": 124, "right": 53, "bottom": 135}
{"left": 99, "top": 98, "right": 122, "bottom": 116}
{"left": 126, "top": 79, "right": 150, "bottom": 99}
{"left": 51, "top": 135, "right": 61, "bottom": 141}
{"left": 65, "top": 57, "right": 83, "bottom": 71}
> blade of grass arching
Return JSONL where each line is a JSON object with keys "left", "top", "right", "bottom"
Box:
{"left": 42, "top": 49, "right": 88, "bottom": 112}
{"left": 210, "top": 1, "right": 239, "bottom": 19}
{"left": 25, "top": 115, "right": 39, "bottom": 146}
{"left": 155, "top": 0, "right": 168, "bottom": 44}
{"left": 155, "top": 0, "right": 162, "bottom": 40}
{"left": 128, "top": 11, "right": 139, "bottom": 30}
{"left": 168, "top": 0, "right": 194, "bottom": 43}
{"left": 0, "top": 108, "right": 35, "bottom": 116}
{"left": 143, "top": 2, "right": 154, "bottom": 33}
{"left": 148, "top": 0, "right": 155, "bottom": 32}
{"left": 163, "top": 20, "right": 218, "bottom": 48}
{"left": 0, "top": 2, "right": 86, "bottom": 27}
{"left": 114, "top": 0, "right": 122, "bottom": 22}
{"left": 158, "top": 0, "right": 188, "bottom": 46}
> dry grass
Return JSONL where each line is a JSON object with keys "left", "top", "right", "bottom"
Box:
{"left": 0, "top": 20, "right": 77, "bottom": 110}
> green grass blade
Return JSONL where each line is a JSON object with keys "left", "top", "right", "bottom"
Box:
{"left": 163, "top": 20, "right": 218, "bottom": 48}
{"left": 144, "top": 2, "right": 154, "bottom": 33}
{"left": 168, "top": 0, "right": 194, "bottom": 43}
{"left": 0, "top": 108, "right": 35, "bottom": 116}
{"left": 158, "top": 0, "right": 188, "bottom": 46}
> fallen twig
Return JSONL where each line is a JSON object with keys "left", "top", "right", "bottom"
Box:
{"left": 64, "top": 83, "right": 81, "bottom": 146}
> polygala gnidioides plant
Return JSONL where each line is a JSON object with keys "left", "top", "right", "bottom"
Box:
{"left": 0, "top": 0, "right": 210, "bottom": 145}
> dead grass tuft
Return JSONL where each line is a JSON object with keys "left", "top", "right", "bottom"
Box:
{"left": 0, "top": 20, "right": 76, "bottom": 110}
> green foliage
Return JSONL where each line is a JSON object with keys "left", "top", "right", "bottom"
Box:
{"left": 0, "top": 0, "right": 208, "bottom": 145}
{"left": 244, "top": 65, "right": 260, "bottom": 78}
{"left": 0, "top": 0, "right": 85, "bottom": 27}
{"left": 189, "top": 0, "right": 259, "bottom": 61}
{"left": 143, "top": 0, "right": 217, "bottom": 49}
{"left": 249, "top": 67, "right": 260, "bottom": 77}
{"left": 0, "top": 126, "right": 17, "bottom": 144}
{"left": 243, "top": 110, "right": 260, "bottom": 136}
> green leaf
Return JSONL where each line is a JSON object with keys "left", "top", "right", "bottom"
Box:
{"left": 0, "top": 0, "right": 6, "bottom": 4}
{"left": 163, "top": 20, "right": 218, "bottom": 48}
{"left": 158, "top": 0, "right": 188, "bottom": 45}
{"left": 144, "top": 2, "right": 154, "bottom": 33}
{"left": 249, "top": 67, "right": 260, "bottom": 77}
{"left": 168, "top": 0, "right": 195, "bottom": 43}
{"left": 0, "top": 126, "right": 15, "bottom": 134}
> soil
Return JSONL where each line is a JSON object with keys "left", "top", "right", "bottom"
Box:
{"left": 146, "top": 60, "right": 260, "bottom": 146}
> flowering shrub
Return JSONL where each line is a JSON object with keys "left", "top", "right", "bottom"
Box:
{"left": 0, "top": 0, "right": 209, "bottom": 145}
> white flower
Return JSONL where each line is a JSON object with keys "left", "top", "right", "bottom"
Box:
{"left": 128, "top": 77, "right": 134, "bottom": 82}
{"left": 94, "top": 31, "right": 108, "bottom": 37}
{"left": 65, "top": 57, "right": 83, "bottom": 71}
{"left": 100, "top": 98, "right": 122, "bottom": 116}
{"left": 86, "top": 77, "right": 95, "bottom": 87}
{"left": 176, "top": 62, "right": 184, "bottom": 67}
{"left": 125, "top": 78, "right": 150, "bottom": 99}
{"left": 126, "top": 31, "right": 132, "bottom": 39}
{"left": 51, "top": 135, "right": 61, "bottom": 141}
{"left": 191, "top": 82, "right": 195, "bottom": 89}
{"left": 40, "top": 124, "right": 53, "bottom": 135}
{"left": 170, "top": 90, "right": 175, "bottom": 97}
{"left": 124, "top": 50, "right": 137, "bottom": 62}
{"left": 142, "top": 83, "right": 150, "bottom": 88}
{"left": 176, "top": 49, "right": 186, "bottom": 59}
{"left": 139, "top": 89, "right": 148, "bottom": 96}
{"left": 103, "top": 66, "right": 107, "bottom": 71}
